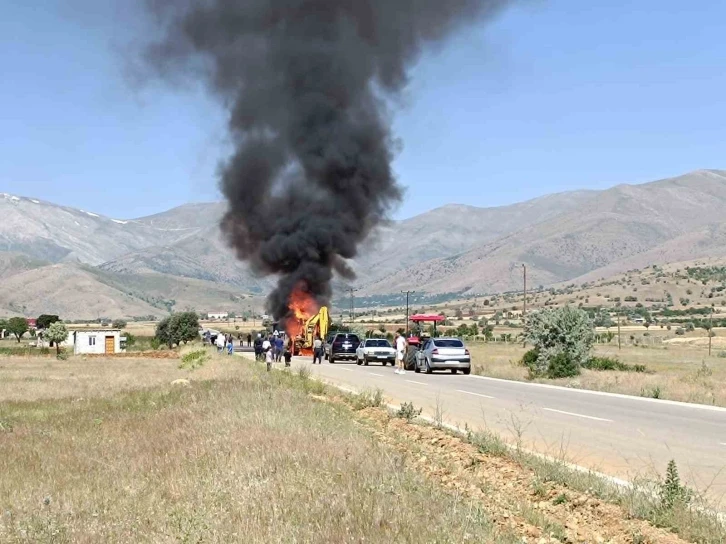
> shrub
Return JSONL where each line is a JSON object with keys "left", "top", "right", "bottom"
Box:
{"left": 524, "top": 306, "right": 594, "bottom": 377}
{"left": 396, "top": 402, "right": 422, "bottom": 421}
{"left": 547, "top": 352, "right": 579, "bottom": 378}
{"left": 112, "top": 319, "right": 128, "bottom": 329}
{"left": 520, "top": 349, "right": 539, "bottom": 374}
{"left": 179, "top": 349, "right": 208, "bottom": 370}
{"left": 659, "top": 460, "right": 691, "bottom": 510}
{"left": 583, "top": 356, "right": 647, "bottom": 373}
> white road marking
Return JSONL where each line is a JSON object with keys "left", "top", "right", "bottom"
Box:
{"left": 456, "top": 389, "right": 495, "bottom": 399}
{"left": 543, "top": 408, "right": 613, "bottom": 422}
{"left": 331, "top": 367, "right": 354, "bottom": 372}
{"left": 367, "top": 372, "right": 385, "bottom": 377}
{"left": 468, "top": 374, "right": 726, "bottom": 412}
{"left": 405, "top": 380, "right": 428, "bottom": 386}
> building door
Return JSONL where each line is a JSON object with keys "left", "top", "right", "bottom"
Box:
{"left": 104, "top": 336, "right": 115, "bottom": 354}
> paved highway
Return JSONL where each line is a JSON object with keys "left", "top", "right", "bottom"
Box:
{"left": 245, "top": 354, "right": 726, "bottom": 506}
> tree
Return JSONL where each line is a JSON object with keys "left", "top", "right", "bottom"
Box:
{"left": 37, "top": 314, "right": 60, "bottom": 330}
{"left": 154, "top": 312, "right": 200, "bottom": 349}
{"left": 112, "top": 319, "right": 127, "bottom": 329}
{"left": 524, "top": 306, "right": 594, "bottom": 378}
{"left": 45, "top": 322, "right": 69, "bottom": 357}
{"left": 7, "top": 317, "right": 29, "bottom": 343}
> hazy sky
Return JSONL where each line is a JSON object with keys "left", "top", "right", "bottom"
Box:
{"left": 1, "top": 1, "right": 725, "bottom": 220}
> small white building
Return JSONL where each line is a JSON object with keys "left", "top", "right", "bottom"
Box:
{"left": 66, "top": 329, "right": 126, "bottom": 355}
{"left": 207, "top": 312, "right": 229, "bottom": 321}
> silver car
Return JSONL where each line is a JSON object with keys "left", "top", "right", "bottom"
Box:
{"left": 414, "top": 337, "right": 471, "bottom": 375}
{"left": 356, "top": 338, "right": 396, "bottom": 366}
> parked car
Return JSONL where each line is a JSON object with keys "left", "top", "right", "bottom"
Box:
{"left": 328, "top": 333, "right": 361, "bottom": 364}
{"left": 414, "top": 337, "right": 471, "bottom": 374}
{"left": 356, "top": 338, "right": 396, "bottom": 366}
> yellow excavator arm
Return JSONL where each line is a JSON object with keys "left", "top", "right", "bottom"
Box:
{"left": 302, "top": 306, "right": 329, "bottom": 348}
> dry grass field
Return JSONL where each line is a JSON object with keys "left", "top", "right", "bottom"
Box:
{"left": 469, "top": 342, "right": 726, "bottom": 407}
{"left": 1, "top": 351, "right": 723, "bottom": 542}
{"left": 0, "top": 353, "right": 513, "bottom": 543}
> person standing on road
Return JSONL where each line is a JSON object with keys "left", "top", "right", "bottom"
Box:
{"left": 312, "top": 335, "right": 323, "bottom": 364}
{"left": 216, "top": 333, "right": 225, "bottom": 353}
{"left": 254, "top": 334, "right": 263, "bottom": 360}
{"left": 394, "top": 332, "right": 407, "bottom": 375}
{"left": 227, "top": 334, "right": 234, "bottom": 355}
{"left": 274, "top": 334, "right": 284, "bottom": 362}
{"left": 247, "top": 333, "right": 252, "bottom": 347}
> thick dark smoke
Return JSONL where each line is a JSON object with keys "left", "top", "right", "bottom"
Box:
{"left": 144, "top": 0, "right": 508, "bottom": 324}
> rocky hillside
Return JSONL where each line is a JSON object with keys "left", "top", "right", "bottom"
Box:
{"left": 2, "top": 169, "right": 726, "bottom": 317}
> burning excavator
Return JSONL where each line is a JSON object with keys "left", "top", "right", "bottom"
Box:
{"left": 285, "top": 285, "right": 330, "bottom": 356}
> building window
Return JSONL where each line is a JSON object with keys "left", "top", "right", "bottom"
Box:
{"left": 89, "top": 336, "right": 96, "bottom": 346}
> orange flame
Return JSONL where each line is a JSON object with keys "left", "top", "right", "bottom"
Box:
{"left": 286, "top": 282, "right": 319, "bottom": 341}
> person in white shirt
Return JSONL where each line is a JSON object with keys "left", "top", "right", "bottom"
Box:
{"left": 395, "top": 332, "right": 407, "bottom": 375}
{"left": 265, "top": 342, "right": 273, "bottom": 371}
{"left": 215, "top": 333, "right": 225, "bottom": 353}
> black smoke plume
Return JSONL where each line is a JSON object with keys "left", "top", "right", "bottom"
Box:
{"left": 144, "top": 0, "right": 507, "bottom": 325}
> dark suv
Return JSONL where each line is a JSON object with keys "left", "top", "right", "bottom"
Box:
{"left": 328, "top": 333, "right": 361, "bottom": 364}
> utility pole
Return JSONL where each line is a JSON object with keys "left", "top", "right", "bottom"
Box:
{"left": 709, "top": 306, "right": 714, "bottom": 357}
{"left": 346, "top": 288, "right": 358, "bottom": 328}
{"left": 617, "top": 311, "right": 621, "bottom": 351}
{"left": 402, "top": 290, "right": 416, "bottom": 335}
{"left": 522, "top": 264, "right": 527, "bottom": 347}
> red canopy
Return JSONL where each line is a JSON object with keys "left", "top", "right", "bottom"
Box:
{"left": 409, "top": 314, "right": 445, "bottom": 323}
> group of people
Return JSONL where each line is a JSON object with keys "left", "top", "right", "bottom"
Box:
{"left": 203, "top": 330, "right": 237, "bottom": 355}
{"left": 254, "top": 332, "right": 292, "bottom": 371}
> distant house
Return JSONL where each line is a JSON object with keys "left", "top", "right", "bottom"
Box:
{"left": 632, "top": 317, "right": 646, "bottom": 325}
{"left": 26, "top": 318, "right": 37, "bottom": 329}
{"left": 207, "top": 312, "right": 229, "bottom": 321}
{"left": 65, "top": 329, "right": 126, "bottom": 355}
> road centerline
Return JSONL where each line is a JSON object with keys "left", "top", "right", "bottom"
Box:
{"left": 405, "top": 380, "right": 428, "bottom": 386}
{"left": 456, "top": 389, "right": 495, "bottom": 399}
{"left": 543, "top": 408, "right": 613, "bottom": 423}
{"left": 367, "top": 372, "right": 385, "bottom": 377}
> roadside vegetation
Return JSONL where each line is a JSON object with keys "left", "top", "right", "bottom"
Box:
{"left": 2, "top": 348, "right": 724, "bottom": 542}
{"left": 0, "top": 353, "right": 511, "bottom": 543}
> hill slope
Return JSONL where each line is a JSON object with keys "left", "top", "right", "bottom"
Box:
{"left": 3, "top": 169, "right": 726, "bottom": 316}
{"left": 363, "top": 170, "right": 726, "bottom": 295}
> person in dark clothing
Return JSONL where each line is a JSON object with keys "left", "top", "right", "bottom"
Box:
{"left": 253, "top": 335, "right": 263, "bottom": 361}
{"left": 274, "top": 335, "right": 284, "bottom": 362}
{"left": 247, "top": 333, "right": 252, "bottom": 347}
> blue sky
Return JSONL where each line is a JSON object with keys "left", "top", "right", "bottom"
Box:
{"left": 1, "top": 0, "right": 725, "bottom": 220}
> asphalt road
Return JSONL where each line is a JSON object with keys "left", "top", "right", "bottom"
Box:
{"left": 247, "top": 353, "right": 726, "bottom": 506}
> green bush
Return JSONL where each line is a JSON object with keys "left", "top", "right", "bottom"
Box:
{"left": 582, "top": 356, "right": 647, "bottom": 373}
{"left": 520, "top": 348, "right": 539, "bottom": 376}
{"left": 524, "top": 306, "right": 593, "bottom": 377}
{"left": 547, "top": 352, "right": 579, "bottom": 379}
{"left": 179, "top": 349, "right": 209, "bottom": 370}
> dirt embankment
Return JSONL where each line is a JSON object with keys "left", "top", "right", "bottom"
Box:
{"left": 336, "top": 400, "right": 691, "bottom": 544}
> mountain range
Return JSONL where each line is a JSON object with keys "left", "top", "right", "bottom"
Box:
{"left": 1, "top": 169, "right": 726, "bottom": 319}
